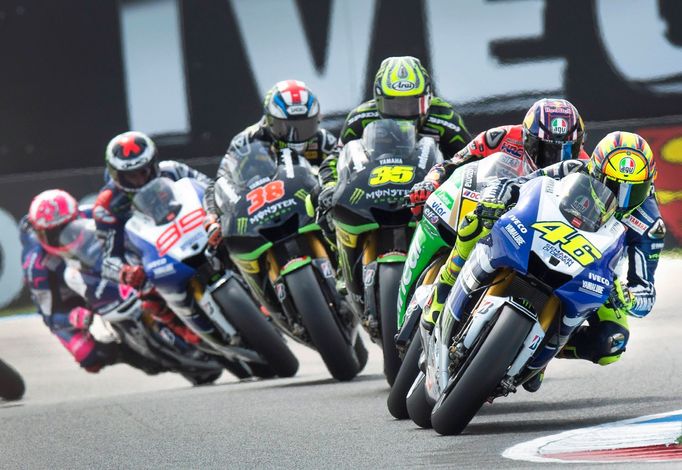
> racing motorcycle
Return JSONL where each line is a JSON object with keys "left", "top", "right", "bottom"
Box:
{"left": 215, "top": 141, "right": 367, "bottom": 381}
{"left": 330, "top": 119, "right": 441, "bottom": 385}
{"left": 59, "top": 217, "right": 235, "bottom": 384}
{"left": 388, "top": 151, "right": 535, "bottom": 418}
{"left": 406, "top": 173, "right": 624, "bottom": 435}
{"left": 125, "top": 177, "right": 299, "bottom": 379}
{"left": 0, "top": 358, "right": 25, "bottom": 401}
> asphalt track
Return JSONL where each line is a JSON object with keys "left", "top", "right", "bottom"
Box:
{"left": 1, "top": 258, "right": 681, "bottom": 469}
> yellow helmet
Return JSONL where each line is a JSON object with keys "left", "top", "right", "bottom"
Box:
{"left": 373, "top": 56, "right": 432, "bottom": 120}
{"left": 588, "top": 131, "right": 655, "bottom": 218}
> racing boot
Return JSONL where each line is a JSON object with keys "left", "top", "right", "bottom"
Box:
{"left": 142, "top": 298, "right": 201, "bottom": 345}
{"left": 522, "top": 368, "right": 545, "bottom": 393}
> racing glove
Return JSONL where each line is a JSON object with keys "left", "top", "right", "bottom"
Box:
{"left": 475, "top": 197, "right": 506, "bottom": 228}
{"left": 203, "top": 213, "right": 222, "bottom": 248}
{"left": 68, "top": 306, "right": 94, "bottom": 330}
{"left": 607, "top": 279, "right": 635, "bottom": 315}
{"left": 316, "top": 185, "right": 335, "bottom": 219}
{"left": 120, "top": 264, "right": 146, "bottom": 289}
{"left": 407, "top": 180, "right": 440, "bottom": 216}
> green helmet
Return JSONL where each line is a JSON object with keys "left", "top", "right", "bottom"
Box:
{"left": 373, "top": 56, "right": 432, "bottom": 120}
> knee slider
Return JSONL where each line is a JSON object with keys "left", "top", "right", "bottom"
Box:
{"left": 594, "top": 321, "right": 629, "bottom": 365}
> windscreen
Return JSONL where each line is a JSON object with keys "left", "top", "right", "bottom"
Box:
{"left": 223, "top": 140, "right": 278, "bottom": 188}
{"left": 361, "top": 119, "right": 417, "bottom": 161}
{"left": 558, "top": 173, "right": 616, "bottom": 232}
{"left": 476, "top": 152, "right": 536, "bottom": 183}
{"left": 58, "top": 218, "right": 102, "bottom": 268}
{"left": 132, "top": 177, "right": 182, "bottom": 225}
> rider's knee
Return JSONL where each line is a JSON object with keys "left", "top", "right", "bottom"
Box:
{"left": 592, "top": 321, "right": 629, "bottom": 366}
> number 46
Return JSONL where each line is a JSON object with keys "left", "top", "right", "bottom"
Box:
{"left": 532, "top": 221, "right": 602, "bottom": 266}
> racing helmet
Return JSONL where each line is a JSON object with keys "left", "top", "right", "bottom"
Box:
{"left": 105, "top": 131, "right": 159, "bottom": 193}
{"left": 588, "top": 131, "right": 655, "bottom": 219}
{"left": 373, "top": 56, "right": 432, "bottom": 121}
{"left": 522, "top": 98, "right": 585, "bottom": 167}
{"left": 28, "top": 189, "right": 80, "bottom": 255}
{"left": 263, "top": 80, "right": 320, "bottom": 153}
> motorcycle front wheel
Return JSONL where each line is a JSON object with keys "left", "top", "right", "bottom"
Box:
{"left": 286, "top": 265, "right": 363, "bottom": 381}
{"left": 213, "top": 278, "right": 299, "bottom": 379}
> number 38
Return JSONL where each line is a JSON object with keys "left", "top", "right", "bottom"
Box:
{"left": 368, "top": 165, "right": 415, "bottom": 186}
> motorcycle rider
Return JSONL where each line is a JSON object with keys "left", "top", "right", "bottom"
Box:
{"left": 407, "top": 98, "right": 587, "bottom": 216}
{"left": 203, "top": 80, "right": 337, "bottom": 247}
{"left": 422, "top": 131, "right": 663, "bottom": 392}
{"left": 21, "top": 190, "right": 161, "bottom": 373}
{"left": 316, "top": 56, "right": 471, "bottom": 218}
{"left": 94, "top": 131, "right": 211, "bottom": 343}
{"left": 94, "top": 131, "right": 212, "bottom": 286}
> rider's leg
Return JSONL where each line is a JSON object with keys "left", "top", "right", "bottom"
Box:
{"left": 421, "top": 212, "right": 490, "bottom": 331}
{"left": 559, "top": 305, "right": 630, "bottom": 365}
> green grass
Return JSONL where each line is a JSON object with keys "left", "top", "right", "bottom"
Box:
{"left": 0, "top": 303, "right": 35, "bottom": 318}
{"left": 663, "top": 248, "right": 682, "bottom": 259}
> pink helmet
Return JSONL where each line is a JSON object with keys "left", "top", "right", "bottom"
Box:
{"left": 28, "top": 189, "right": 79, "bottom": 255}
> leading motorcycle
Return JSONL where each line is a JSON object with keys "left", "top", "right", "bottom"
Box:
{"left": 406, "top": 173, "right": 624, "bottom": 435}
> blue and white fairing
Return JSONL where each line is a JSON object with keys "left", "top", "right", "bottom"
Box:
{"left": 449, "top": 176, "right": 625, "bottom": 335}
{"left": 124, "top": 178, "right": 208, "bottom": 293}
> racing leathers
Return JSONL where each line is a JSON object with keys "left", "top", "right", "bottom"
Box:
{"left": 317, "top": 97, "right": 470, "bottom": 188}
{"left": 94, "top": 160, "right": 212, "bottom": 284}
{"left": 20, "top": 217, "right": 124, "bottom": 372}
{"left": 425, "top": 159, "right": 665, "bottom": 366}
{"left": 203, "top": 118, "right": 337, "bottom": 218}
{"left": 420, "top": 124, "right": 590, "bottom": 190}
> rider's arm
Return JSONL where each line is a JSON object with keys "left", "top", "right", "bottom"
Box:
{"left": 160, "top": 161, "right": 213, "bottom": 189}
{"left": 22, "top": 248, "right": 72, "bottom": 330}
{"left": 338, "top": 102, "right": 379, "bottom": 146}
{"left": 420, "top": 128, "right": 498, "bottom": 187}
{"left": 482, "top": 160, "right": 587, "bottom": 208}
{"left": 621, "top": 197, "right": 665, "bottom": 318}
{"left": 421, "top": 98, "right": 471, "bottom": 158}
{"left": 93, "top": 186, "right": 128, "bottom": 283}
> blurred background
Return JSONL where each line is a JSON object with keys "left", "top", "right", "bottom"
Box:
{"left": 0, "top": 0, "right": 681, "bottom": 311}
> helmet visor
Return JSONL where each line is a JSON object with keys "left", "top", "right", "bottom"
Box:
{"left": 57, "top": 219, "right": 101, "bottom": 266}
{"left": 602, "top": 177, "right": 651, "bottom": 218}
{"left": 376, "top": 95, "right": 429, "bottom": 120}
{"left": 525, "top": 133, "right": 577, "bottom": 167}
{"left": 268, "top": 116, "right": 318, "bottom": 143}
{"left": 111, "top": 165, "right": 158, "bottom": 192}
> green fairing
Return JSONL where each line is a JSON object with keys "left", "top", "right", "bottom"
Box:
{"left": 232, "top": 241, "right": 273, "bottom": 261}
{"left": 298, "top": 223, "right": 321, "bottom": 234}
{"left": 280, "top": 256, "right": 312, "bottom": 276}
{"left": 396, "top": 219, "right": 449, "bottom": 327}
{"left": 335, "top": 220, "right": 380, "bottom": 235}
{"left": 377, "top": 254, "right": 407, "bottom": 264}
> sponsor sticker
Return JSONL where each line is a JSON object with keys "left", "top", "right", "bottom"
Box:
{"left": 551, "top": 117, "right": 568, "bottom": 134}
